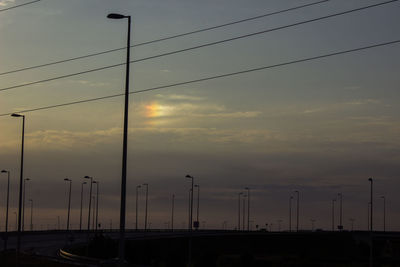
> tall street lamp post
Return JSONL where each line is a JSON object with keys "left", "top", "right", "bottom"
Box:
{"left": 107, "top": 12, "right": 131, "bottom": 265}
{"left": 185, "top": 175, "right": 194, "bottom": 230}
{"left": 242, "top": 194, "right": 246, "bottom": 230}
{"left": 11, "top": 112, "right": 25, "bottom": 256}
{"left": 64, "top": 178, "right": 72, "bottom": 231}
{"left": 80, "top": 181, "right": 87, "bottom": 231}
{"left": 194, "top": 184, "right": 200, "bottom": 229}
{"left": 238, "top": 192, "right": 243, "bottom": 230}
{"left": 23, "top": 177, "right": 31, "bottom": 231}
{"left": 294, "top": 190, "right": 299, "bottom": 232}
{"left": 84, "top": 176, "right": 93, "bottom": 233}
{"left": 136, "top": 185, "right": 141, "bottom": 231}
{"left": 245, "top": 187, "right": 250, "bottom": 231}
{"left": 289, "top": 195, "right": 293, "bottom": 232}
{"left": 381, "top": 196, "right": 386, "bottom": 232}
{"left": 93, "top": 181, "right": 99, "bottom": 232}
{"left": 368, "top": 178, "right": 373, "bottom": 231}
{"left": 143, "top": 183, "right": 148, "bottom": 231}
{"left": 29, "top": 199, "right": 33, "bottom": 231}
{"left": 1, "top": 170, "right": 10, "bottom": 249}
{"left": 338, "top": 193, "right": 343, "bottom": 230}
{"left": 171, "top": 194, "right": 175, "bottom": 231}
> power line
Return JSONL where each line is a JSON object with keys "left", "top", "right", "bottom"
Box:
{"left": 0, "top": 0, "right": 331, "bottom": 76}
{"left": 1, "top": 39, "right": 398, "bottom": 117}
{"left": 1, "top": 0, "right": 398, "bottom": 93}
{"left": 0, "top": 0, "right": 40, "bottom": 13}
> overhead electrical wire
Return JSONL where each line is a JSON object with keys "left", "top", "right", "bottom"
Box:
{"left": 1, "top": 39, "right": 399, "bottom": 117}
{"left": 0, "top": 0, "right": 398, "bottom": 93}
{"left": 0, "top": 0, "right": 40, "bottom": 13}
{"left": 0, "top": 0, "right": 331, "bottom": 76}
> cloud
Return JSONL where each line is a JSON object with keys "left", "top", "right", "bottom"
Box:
{"left": 0, "top": 0, "right": 15, "bottom": 7}
{"left": 155, "top": 94, "right": 205, "bottom": 101}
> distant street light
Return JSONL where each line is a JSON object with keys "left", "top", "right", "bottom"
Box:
{"left": 93, "top": 181, "right": 99, "bottom": 232}
{"left": 11, "top": 112, "right": 25, "bottom": 255}
{"left": 289, "top": 195, "right": 293, "bottom": 232}
{"left": 135, "top": 185, "right": 141, "bottom": 231}
{"left": 185, "top": 175, "right": 194, "bottom": 230}
{"left": 381, "top": 196, "right": 386, "bottom": 232}
{"left": 23, "top": 177, "right": 31, "bottom": 231}
{"left": 242, "top": 194, "right": 246, "bottom": 231}
{"left": 338, "top": 193, "right": 343, "bottom": 230}
{"left": 84, "top": 176, "right": 93, "bottom": 232}
{"left": 142, "top": 183, "right": 148, "bottom": 231}
{"left": 194, "top": 184, "right": 200, "bottom": 229}
{"left": 294, "top": 190, "right": 300, "bottom": 232}
{"left": 368, "top": 178, "right": 373, "bottom": 231}
{"left": 171, "top": 194, "right": 175, "bottom": 231}
{"left": 64, "top": 178, "right": 72, "bottom": 231}
{"left": 107, "top": 12, "right": 131, "bottom": 265}
{"left": 29, "top": 199, "right": 33, "bottom": 231}
{"left": 332, "top": 198, "right": 336, "bottom": 231}
{"left": 238, "top": 192, "right": 243, "bottom": 230}
{"left": 245, "top": 187, "right": 250, "bottom": 231}
{"left": 79, "top": 181, "right": 87, "bottom": 231}
{"left": 1, "top": 170, "right": 11, "bottom": 249}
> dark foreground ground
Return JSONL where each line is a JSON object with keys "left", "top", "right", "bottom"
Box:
{"left": 67, "top": 231, "right": 400, "bottom": 267}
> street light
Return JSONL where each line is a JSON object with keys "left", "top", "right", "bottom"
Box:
{"left": 11, "top": 112, "right": 25, "bottom": 255}
{"left": 337, "top": 193, "right": 343, "bottom": 230}
{"left": 142, "top": 183, "right": 148, "bottom": 231}
{"left": 23, "top": 177, "right": 31, "bottom": 231}
{"left": 64, "top": 178, "right": 72, "bottom": 231}
{"left": 238, "top": 192, "right": 243, "bottom": 230}
{"left": 289, "top": 195, "right": 293, "bottom": 232}
{"left": 29, "top": 199, "right": 33, "bottom": 231}
{"left": 294, "top": 190, "right": 299, "bottom": 232}
{"left": 368, "top": 178, "right": 373, "bottom": 231}
{"left": 242, "top": 194, "right": 246, "bottom": 231}
{"left": 107, "top": 12, "right": 131, "bottom": 265}
{"left": 93, "top": 181, "right": 99, "bottom": 232}
{"left": 245, "top": 187, "right": 250, "bottom": 231}
{"left": 135, "top": 185, "right": 141, "bottom": 231}
{"left": 185, "top": 175, "right": 194, "bottom": 230}
{"left": 79, "top": 181, "right": 87, "bottom": 231}
{"left": 84, "top": 176, "right": 93, "bottom": 233}
{"left": 194, "top": 184, "right": 200, "bottom": 230}
{"left": 1, "top": 170, "right": 10, "bottom": 249}
{"left": 171, "top": 194, "right": 175, "bottom": 231}
{"left": 381, "top": 196, "right": 385, "bottom": 232}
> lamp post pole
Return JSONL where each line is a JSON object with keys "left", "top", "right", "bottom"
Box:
{"left": 194, "top": 184, "right": 200, "bottom": 229}
{"left": 381, "top": 196, "right": 385, "bottom": 232}
{"left": 84, "top": 176, "right": 93, "bottom": 233}
{"left": 294, "top": 190, "right": 299, "bottom": 232}
{"left": 136, "top": 185, "right": 141, "bottom": 231}
{"left": 1, "top": 170, "right": 10, "bottom": 249}
{"left": 245, "top": 187, "right": 250, "bottom": 231}
{"left": 107, "top": 12, "right": 131, "bottom": 265}
{"left": 143, "top": 183, "right": 148, "bottom": 231}
{"left": 242, "top": 194, "right": 246, "bottom": 230}
{"left": 289, "top": 195, "right": 293, "bottom": 232}
{"left": 64, "top": 178, "right": 72, "bottom": 231}
{"left": 338, "top": 193, "right": 343, "bottom": 230}
{"left": 11, "top": 113, "right": 25, "bottom": 257}
{"left": 368, "top": 177, "right": 373, "bottom": 267}
{"left": 93, "top": 181, "right": 99, "bottom": 232}
{"left": 368, "top": 178, "right": 373, "bottom": 232}
{"left": 185, "top": 175, "right": 194, "bottom": 230}
{"left": 238, "top": 192, "right": 243, "bottom": 230}
{"left": 171, "top": 194, "right": 175, "bottom": 231}
{"left": 79, "top": 181, "right": 87, "bottom": 231}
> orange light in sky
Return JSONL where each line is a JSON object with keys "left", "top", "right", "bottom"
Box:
{"left": 145, "top": 102, "right": 162, "bottom": 118}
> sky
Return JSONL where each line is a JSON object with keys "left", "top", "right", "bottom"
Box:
{"left": 0, "top": 0, "right": 399, "bottom": 231}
